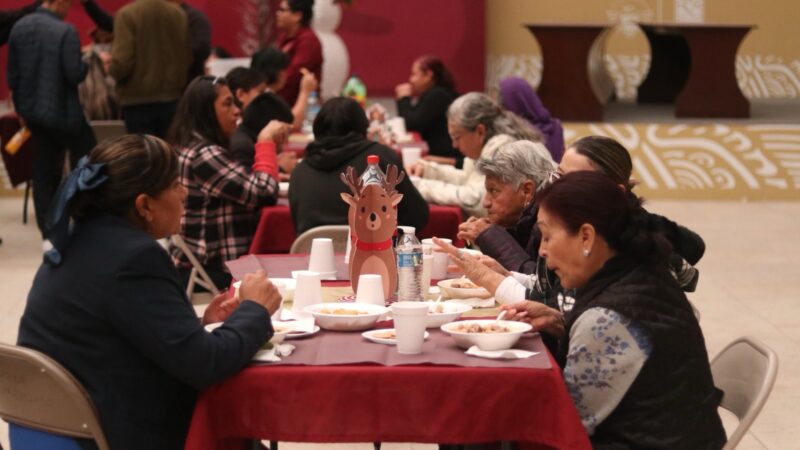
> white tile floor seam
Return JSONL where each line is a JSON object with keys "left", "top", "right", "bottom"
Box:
{"left": 1, "top": 198, "right": 799, "bottom": 449}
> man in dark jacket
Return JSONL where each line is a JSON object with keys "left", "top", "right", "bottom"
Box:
{"left": 289, "top": 97, "right": 429, "bottom": 234}
{"left": 7, "top": 0, "right": 97, "bottom": 237}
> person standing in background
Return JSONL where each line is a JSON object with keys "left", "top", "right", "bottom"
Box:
{"left": 79, "top": 0, "right": 209, "bottom": 83}
{"left": 7, "top": 0, "right": 97, "bottom": 238}
{"left": 273, "top": 0, "right": 322, "bottom": 106}
{"left": 109, "top": 0, "right": 190, "bottom": 138}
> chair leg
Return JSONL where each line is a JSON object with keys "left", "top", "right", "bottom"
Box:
{"left": 270, "top": 441, "right": 278, "bottom": 450}
{"left": 23, "top": 181, "right": 31, "bottom": 225}
{"left": 374, "top": 443, "right": 381, "bottom": 450}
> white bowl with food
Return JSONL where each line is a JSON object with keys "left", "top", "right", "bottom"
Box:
{"left": 437, "top": 278, "right": 492, "bottom": 299}
{"left": 304, "top": 303, "right": 388, "bottom": 331}
{"left": 424, "top": 301, "right": 473, "bottom": 328}
{"left": 440, "top": 319, "right": 533, "bottom": 351}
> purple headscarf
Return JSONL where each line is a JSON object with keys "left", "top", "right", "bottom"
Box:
{"left": 499, "top": 77, "right": 564, "bottom": 162}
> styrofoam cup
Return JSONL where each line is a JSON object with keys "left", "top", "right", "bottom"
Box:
{"left": 391, "top": 301, "right": 429, "bottom": 354}
{"left": 402, "top": 146, "right": 422, "bottom": 169}
{"left": 308, "top": 238, "right": 335, "bottom": 273}
{"left": 421, "top": 238, "right": 451, "bottom": 279}
{"left": 292, "top": 271, "right": 322, "bottom": 319}
{"left": 355, "top": 274, "right": 385, "bottom": 306}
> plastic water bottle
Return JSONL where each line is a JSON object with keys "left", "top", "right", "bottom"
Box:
{"left": 360, "top": 154, "right": 384, "bottom": 185}
{"left": 396, "top": 226, "right": 423, "bottom": 301}
{"left": 342, "top": 74, "right": 367, "bottom": 108}
{"left": 301, "top": 91, "right": 320, "bottom": 136}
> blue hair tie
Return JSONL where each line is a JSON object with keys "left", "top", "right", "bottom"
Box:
{"left": 44, "top": 156, "right": 109, "bottom": 265}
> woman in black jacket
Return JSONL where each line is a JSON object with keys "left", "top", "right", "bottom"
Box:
{"left": 16, "top": 135, "right": 281, "bottom": 450}
{"left": 290, "top": 97, "right": 429, "bottom": 234}
{"left": 395, "top": 55, "right": 461, "bottom": 166}
{"left": 436, "top": 172, "right": 726, "bottom": 450}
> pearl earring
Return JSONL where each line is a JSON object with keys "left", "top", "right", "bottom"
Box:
{"left": 582, "top": 248, "right": 590, "bottom": 257}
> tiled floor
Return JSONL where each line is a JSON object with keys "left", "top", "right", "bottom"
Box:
{"left": 1, "top": 197, "right": 798, "bottom": 449}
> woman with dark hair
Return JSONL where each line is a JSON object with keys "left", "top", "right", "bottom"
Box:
{"left": 474, "top": 135, "right": 704, "bottom": 300}
{"left": 251, "top": 46, "right": 319, "bottom": 130}
{"left": 273, "top": 0, "right": 322, "bottom": 106}
{"left": 169, "top": 76, "right": 292, "bottom": 288}
{"left": 498, "top": 77, "right": 564, "bottom": 162}
{"left": 395, "top": 55, "right": 461, "bottom": 166}
{"left": 16, "top": 134, "right": 281, "bottom": 450}
{"left": 289, "top": 96, "right": 429, "bottom": 234}
{"left": 435, "top": 172, "right": 726, "bottom": 450}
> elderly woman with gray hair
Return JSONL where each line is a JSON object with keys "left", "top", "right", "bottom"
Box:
{"left": 408, "top": 92, "right": 545, "bottom": 217}
{"left": 458, "top": 140, "right": 555, "bottom": 259}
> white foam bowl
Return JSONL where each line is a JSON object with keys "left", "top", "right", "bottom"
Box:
{"left": 424, "top": 301, "right": 472, "bottom": 328}
{"left": 437, "top": 278, "right": 492, "bottom": 299}
{"left": 441, "top": 319, "right": 533, "bottom": 351}
{"left": 304, "top": 303, "right": 388, "bottom": 331}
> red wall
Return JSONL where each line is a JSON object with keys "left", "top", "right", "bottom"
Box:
{"left": 1, "top": 0, "right": 484, "bottom": 99}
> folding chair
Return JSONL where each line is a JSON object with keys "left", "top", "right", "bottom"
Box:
{"left": 711, "top": 336, "right": 779, "bottom": 449}
{"left": 169, "top": 234, "right": 220, "bottom": 299}
{"left": 0, "top": 343, "right": 109, "bottom": 450}
{"left": 289, "top": 225, "right": 350, "bottom": 254}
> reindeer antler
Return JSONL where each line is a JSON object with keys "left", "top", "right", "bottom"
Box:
{"left": 340, "top": 166, "right": 364, "bottom": 197}
{"left": 383, "top": 164, "right": 405, "bottom": 196}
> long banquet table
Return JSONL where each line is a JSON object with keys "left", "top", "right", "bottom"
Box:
{"left": 249, "top": 204, "right": 466, "bottom": 254}
{"left": 185, "top": 348, "right": 590, "bottom": 450}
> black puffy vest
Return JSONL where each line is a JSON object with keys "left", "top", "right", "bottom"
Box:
{"left": 557, "top": 256, "right": 726, "bottom": 450}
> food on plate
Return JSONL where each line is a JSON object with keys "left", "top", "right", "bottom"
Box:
{"left": 372, "top": 330, "right": 396, "bottom": 340}
{"left": 318, "top": 308, "right": 369, "bottom": 315}
{"left": 450, "top": 280, "right": 480, "bottom": 289}
{"left": 453, "top": 323, "right": 510, "bottom": 334}
{"left": 273, "top": 325, "right": 289, "bottom": 333}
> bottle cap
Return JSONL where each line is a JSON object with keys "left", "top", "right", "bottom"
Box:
{"left": 398, "top": 226, "right": 415, "bottom": 236}
{"left": 367, "top": 155, "right": 379, "bottom": 165}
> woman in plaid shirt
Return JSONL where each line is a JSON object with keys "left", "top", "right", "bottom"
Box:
{"left": 169, "top": 76, "right": 292, "bottom": 289}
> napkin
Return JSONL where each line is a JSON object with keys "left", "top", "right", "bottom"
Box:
{"left": 446, "top": 297, "right": 496, "bottom": 308}
{"left": 252, "top": 343, "right": 295, "bottom": 362}
{"left": 465, "top": 346, "right": 539, "bottom": 360}
{"left": 287, "top": 318, "right": 316, "bottom": 333}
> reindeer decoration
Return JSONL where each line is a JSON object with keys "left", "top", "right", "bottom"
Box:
{"left": 340, "top": 164, "right": 405, "bottom": 299}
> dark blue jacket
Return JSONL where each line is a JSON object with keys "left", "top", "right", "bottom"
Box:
{"left": 18, "top": 213, "right": 272, "bottom": 450}
{"left": 7, "top": 8, "right": 87, "bottom": 132}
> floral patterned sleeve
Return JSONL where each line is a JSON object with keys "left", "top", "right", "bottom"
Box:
{"left": 563, "top": 307, "right": 653, "bottom": 436}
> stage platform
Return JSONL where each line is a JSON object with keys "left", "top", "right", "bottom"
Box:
{"left": 563, "top": 99, "right": 800, "bottom": 201}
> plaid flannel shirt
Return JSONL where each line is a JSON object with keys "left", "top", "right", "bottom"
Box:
{"left": 171, "top": 141, "right": 278, "bottom": 270}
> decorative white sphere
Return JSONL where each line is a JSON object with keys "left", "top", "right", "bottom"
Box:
{"left": 312, "top": 0, "right": 349, "bottom": 99}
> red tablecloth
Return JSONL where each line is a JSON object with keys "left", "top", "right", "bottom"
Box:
{"left": 0, "top": 113, "right": 34, "bottom": 187}
{"left": 249, "top": 204, "right": 465, "bottom": 254}
{"left": 185, "top": 354, "right": 590, "bottom": 450}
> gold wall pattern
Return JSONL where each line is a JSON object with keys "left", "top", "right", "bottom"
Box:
{"left": 562, "top": 123, "right": 800, "bottom": 200}
{"left": 487, "top": 54, "right": 800, "bottom": 100}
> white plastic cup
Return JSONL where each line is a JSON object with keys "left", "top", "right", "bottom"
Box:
{"left": 308, "top": 238, "right": 335, "bottom": 273}
{"left": 391, "top": 301, "right": 429, "bottom": 354}
{"left": 355, "top": 274, "right": 385, "bottom": 306}
{"left": 421, "top": 254, "right": 434, "bottom": 298}
{"left": 292, "top": 271, "right": 322, "bottom": 319}
{"left": 401, "top": 147, "right": 422, "bottom": 170}
{"left": 421, "top": 238, "right": 451, "bottom": 280}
